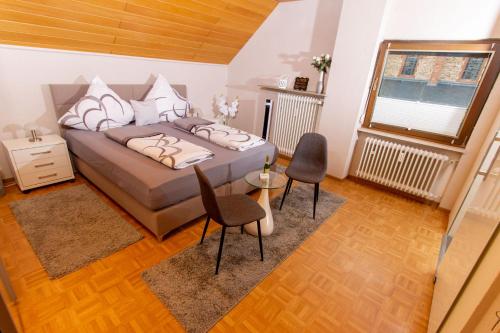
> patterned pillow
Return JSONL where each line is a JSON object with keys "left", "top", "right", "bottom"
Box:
{"left": 145, "top": 74, "right": 190, "bottom": 122}
{"left": 58, "top": 77, "right": 134, "bottom": 131}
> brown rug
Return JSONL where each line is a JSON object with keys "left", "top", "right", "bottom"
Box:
{"left": 9, "top": 185, "right": 143, "bottom": 278}
{"left": 142, "top": 184, "right": 345, "bottom": 333}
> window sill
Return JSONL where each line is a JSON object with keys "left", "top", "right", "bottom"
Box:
{"left": 357, "top": 127, "right": 466, "bottom": 154}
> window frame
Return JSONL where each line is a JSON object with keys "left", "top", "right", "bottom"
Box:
{"left": 362, "top": 40, "right": 500, "bottom": 147}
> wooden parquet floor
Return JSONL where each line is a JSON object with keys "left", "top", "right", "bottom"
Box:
{"left": 0, "top": 165, "right": 447, "bottom": 333}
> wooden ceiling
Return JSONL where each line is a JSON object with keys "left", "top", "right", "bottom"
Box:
{"left": 0, "top": 0, "right": 277, "bottom": 64}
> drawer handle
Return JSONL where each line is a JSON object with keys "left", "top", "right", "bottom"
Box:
{"left": 35, "top": 162, "right": 55, "bottom": 168}
{"left": 31, "top": 150, "right": 52, "bottom": 156}
{"left": 38, "top": 173, "right": 57, "bottom": 180}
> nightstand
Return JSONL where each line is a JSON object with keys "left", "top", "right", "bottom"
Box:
{"left": 2, "top": 134, "right": 74, "bottom": 192}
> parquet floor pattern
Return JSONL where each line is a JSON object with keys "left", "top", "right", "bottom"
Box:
{"left": 0, "top": 164, "right": 447, "bottom": 332}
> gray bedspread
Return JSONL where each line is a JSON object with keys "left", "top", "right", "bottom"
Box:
{"left": 64, "top": 122, "right": 277, "bottom": 210}
{"left": 105, "top": 125, "right": 163, "bottom": 145}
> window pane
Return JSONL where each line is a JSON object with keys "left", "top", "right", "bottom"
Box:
{"left": 461, "top": 58, "right": 484, "bottom": 80}
{"left": 372, "top": 51, "right": 490, "bottom": 137}
{"left": 401, "top": 55, "right": 417, "bottom": 75}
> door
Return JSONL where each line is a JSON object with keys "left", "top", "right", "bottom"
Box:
{"left": 428, "top": 131, "right": 500, "bottom": 333}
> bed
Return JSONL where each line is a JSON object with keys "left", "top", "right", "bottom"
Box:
{"left": 49, "top": 84, "right": 277, "bottom": 240}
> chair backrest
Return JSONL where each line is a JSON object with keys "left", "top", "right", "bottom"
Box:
{"left": 291, "top": 133, "right": 328, "bottom": 176}
{"left": 194, "top": 165, "right": 224, "bottom": 223}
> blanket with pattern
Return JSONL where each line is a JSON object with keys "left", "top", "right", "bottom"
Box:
{"left": 191, "top": 123, "right": 265, "bottom": 151}
{"left": 105, "top": 127, "right": 213, "bottom": 169}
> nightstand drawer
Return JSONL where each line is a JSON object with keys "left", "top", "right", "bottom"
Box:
{"left": 16, "top": 156, "right": 70, "bottom": 175}
{"left": 19, "top": 167, "right": 73, "bottom": 188}
{"left": 12, "top": 144, "right": 67, "bottom": 163}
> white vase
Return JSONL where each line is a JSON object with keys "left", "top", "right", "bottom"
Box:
{"left": 316, "top": 71, "right": 325, "bottom": 94}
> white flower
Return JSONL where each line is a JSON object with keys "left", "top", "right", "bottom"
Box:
{"left": 217, "top": 94, "right": 229, "bottom": 116}
{"left": 229, "top": 98, "right": 239, "bottom": 117}
{"left": 325, "top": 54, "right": 330, "bottom": 60}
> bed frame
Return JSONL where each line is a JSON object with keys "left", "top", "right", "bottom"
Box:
{"left": 49, "top": 84, "right": 255, "bottom": 241}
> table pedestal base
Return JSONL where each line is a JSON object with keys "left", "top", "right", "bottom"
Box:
{"left": 244, "top": 188, "right": 274, "bottom": 236}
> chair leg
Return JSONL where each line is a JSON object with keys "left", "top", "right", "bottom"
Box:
{"left": 241, "top": 225, "right": 244, "bottom": 234}
{"left": 257, "top": 220, "right": 264, "bottom": 261}
{"left": 215, "top": 226, "right": 227, "bottom": 275}
{"left": 200, "top": 215, "right": 210, "bottom": 244}
{"left": 313, "top": 183, "right": 319, "bottom": 219}
{"left": 279, "top": 178, "right": 292, "bottom": 210}
{"left": 286, "top": 178, "right": 293, "bottom": 195}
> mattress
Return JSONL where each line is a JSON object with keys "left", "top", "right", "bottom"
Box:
{"left": 64, "top": 122, "right": 277, "bottom": 210}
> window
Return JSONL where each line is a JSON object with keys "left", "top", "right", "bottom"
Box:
{"left": 461, "top": 57, "right": 484, "bottom": 80}
{"left": 400, "top": 55, "right": 418, "bottom": 76}
{"left": 363, "top": 40, "right": 499, "bottom": 146}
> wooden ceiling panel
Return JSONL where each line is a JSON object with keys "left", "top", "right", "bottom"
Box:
{"left": 0, "top": 30, "right": 113, "bottom": 53}
{"left": 0, "top": 0, "right": 277, "bottom": 63}
{"left": 128, "top": 0, "right": 221, "bottom": 25}
{"left": 0, "top": 20, "right": 115, "bottom": 44}
{"left": 117, "top": 21, "right": 246, "bottom": 47}
{"left": 77, "top": 0, "right": 127, "bottom": 11}
{"left": 0, "top": 1, "right": 120, "bottom": 27}
{"left": 169, "top": 0, "right": 266, "bottom": 21}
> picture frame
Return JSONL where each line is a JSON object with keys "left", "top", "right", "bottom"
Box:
{"left": 294, "top": 77, "right": 309, "bottom": 91}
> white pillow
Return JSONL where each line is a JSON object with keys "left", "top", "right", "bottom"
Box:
{"left": 131, "top": 100, "right": 160, "bottom": 126}
{"left": 58, "top": 76, "right": 134, "bottom": 131}
{"left": 145, "top": 74, "right": 190, "bottom": 122}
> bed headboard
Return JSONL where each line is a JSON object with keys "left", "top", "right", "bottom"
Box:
{"left": 49, "top": 84, "right": 187, "bottom": 120}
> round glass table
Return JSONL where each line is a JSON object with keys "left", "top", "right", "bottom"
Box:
{"left": 244, "top": 170, "right": 287, "bottom": 236}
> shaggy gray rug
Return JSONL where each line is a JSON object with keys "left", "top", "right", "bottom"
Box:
{"left": 142, "top": 184, "right": 345, "bottom": 333}
{"left": 9, "top": 185, "right": 143, "bottom": 278}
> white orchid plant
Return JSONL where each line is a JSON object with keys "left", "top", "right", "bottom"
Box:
{"left": 216, "top": 94, "right": 239, "bottom": 125}
{"left": 311, "top": 53, "right": 332, "bottom": 73}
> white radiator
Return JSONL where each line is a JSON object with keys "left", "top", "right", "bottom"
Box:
{"left": 270, "top": 92, "right": 322, "bottom": 156}
{"left": 356, "top": 137, "right": 449, "bottom": 200}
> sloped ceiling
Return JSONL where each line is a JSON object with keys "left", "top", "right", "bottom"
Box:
{"left": 0, "top": 0, "right": 277, "bottom": 64}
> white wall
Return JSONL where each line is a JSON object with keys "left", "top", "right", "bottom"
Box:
{"left": 318, "top": 0, "right": 390, "bottom": 177}
{"left": 383, "top": 0, "right": 499, "bottom": 40}
{"left": 319, "top": 0, "right": 499, "bottom": 210}
{"left": 227, "top": 0, "right": 342, "bottom": 134}
{"left": 0, "top": 45, "right": 227, "bottom": 179}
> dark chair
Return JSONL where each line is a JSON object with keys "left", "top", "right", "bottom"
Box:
{"left": 279, "top": 133, "right": 327, "bottom": 219}
{"left": 194, "top": 165, "right": 266, "bottom": 274}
